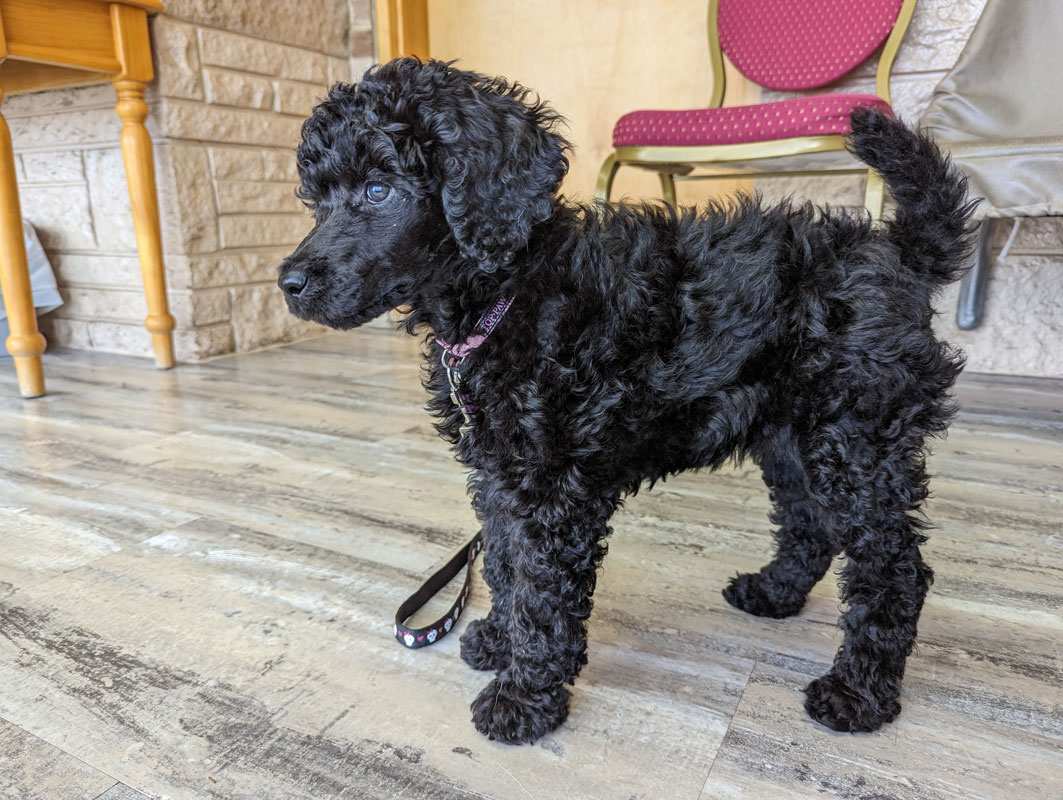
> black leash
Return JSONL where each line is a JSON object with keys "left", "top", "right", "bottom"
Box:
{"left": 394, "top": 531, "right": 483, "bottom": 649}
{"left": 396, "top": 298, "right": 511, "bottom": 649}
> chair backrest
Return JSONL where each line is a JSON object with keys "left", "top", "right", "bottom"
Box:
{"left": 706, "top": 0, "right": 917, "bottom": 106}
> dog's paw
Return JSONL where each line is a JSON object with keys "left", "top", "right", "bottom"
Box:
{"left": 723, "top": 572, "right": 806, "bottom": 619}
{"left": 803, "top": 672, "right": 900, "bottom": 733}
{"left": 460, "top": 617, "right": 511, "bottom": 671}
{"left": 470, "top": 679, "right": 569, "bottom": 744}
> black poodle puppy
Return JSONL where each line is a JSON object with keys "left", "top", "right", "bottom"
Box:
{"left": 279, "top": 58, "right": 975, "bottom": 744}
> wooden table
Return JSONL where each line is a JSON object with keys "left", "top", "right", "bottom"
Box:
{"left": 0, "top": 0, "right": 174, "bottom": 397}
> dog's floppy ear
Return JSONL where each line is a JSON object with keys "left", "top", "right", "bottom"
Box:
{"left": 418, "top": 62, "right": 569, "bottom": 272}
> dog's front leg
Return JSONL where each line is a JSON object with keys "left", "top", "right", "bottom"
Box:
{"left": 460, "top": 514, "right": 515, "bottom": 672}
{"left": 470, "top": 501, "right": 611, "bottom": 744}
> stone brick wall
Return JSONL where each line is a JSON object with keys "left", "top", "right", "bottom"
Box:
{"left": 758, "top": 0, "right": 1063, "bottom": 377}
{"left": 8, "top": 0, "right": 374, "bottom": 361}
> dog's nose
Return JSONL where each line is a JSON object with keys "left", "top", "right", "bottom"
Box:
{"left": 279, "top": 270, "right": 308, "bottom": 298}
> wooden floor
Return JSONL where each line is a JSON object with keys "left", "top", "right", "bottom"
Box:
{"left": 1, "top": 327, "right": 1061, "bottom": 800}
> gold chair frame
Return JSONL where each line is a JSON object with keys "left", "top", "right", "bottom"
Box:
{"left": 594, "top": 0, "right": 918, "bottom": 220}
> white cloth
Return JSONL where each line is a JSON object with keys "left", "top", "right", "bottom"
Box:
{"left": 0, "top": 221, "right": 63, "bottom": 348}
{"left": 919, "top": 0, "right": 1063, "bottom": 219}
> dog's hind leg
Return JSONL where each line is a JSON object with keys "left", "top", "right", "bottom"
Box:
{"left": 801, "top": 426, "right": 936, "bottom": 733}
{"left": 724, "top": 429, "right": 837, "bottom": 618}
{"left": 804, "top": 517, "right": 931, "bottom": 733}
{"left": 470, "top": 497, "right": 612, "bottom": 744}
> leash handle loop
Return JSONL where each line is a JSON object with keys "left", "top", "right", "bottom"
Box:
{"left": 394, "top": 531, "right": 483, "bottom": 649}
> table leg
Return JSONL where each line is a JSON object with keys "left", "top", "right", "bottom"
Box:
{"left": 0, "top": 87, "right": 46, "bottom": 398}
{"left": 113, "top": 79, "right": 175, "bottom": 369}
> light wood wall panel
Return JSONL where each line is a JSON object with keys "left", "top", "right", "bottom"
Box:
{"left": 375, "top": 0, "right": 430, "bottom": 61}
{"left": 428, "top": 0, "right": 755, "bottom": 205}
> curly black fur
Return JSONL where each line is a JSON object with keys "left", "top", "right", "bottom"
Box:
{"left": 279, "top": 58, "right": 977, "bottom": 744}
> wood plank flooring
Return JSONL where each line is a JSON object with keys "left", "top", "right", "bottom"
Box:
{"left": 0, "top": 328, "right": 1061, "bottom": 799}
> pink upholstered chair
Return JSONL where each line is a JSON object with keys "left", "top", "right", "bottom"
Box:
{"left": 596, "top": 0, "right": 918, "bottom": 220}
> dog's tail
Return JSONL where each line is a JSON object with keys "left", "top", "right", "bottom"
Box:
{"left": 849, "top": 106, "right": 978, "bottom": 286}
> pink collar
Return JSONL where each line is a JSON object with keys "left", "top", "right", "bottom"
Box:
{"left": 435, "top": 295, "right": 515, "bottom": 362}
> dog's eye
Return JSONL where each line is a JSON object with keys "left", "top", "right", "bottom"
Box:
{"left": 365, "top": 182, "right": 391, "bottom": 203}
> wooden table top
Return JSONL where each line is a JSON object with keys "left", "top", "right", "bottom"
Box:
{"left": 0, "top": 0, "right": 164, "bottom": 95}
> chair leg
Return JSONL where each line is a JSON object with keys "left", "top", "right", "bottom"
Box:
{"left": 863, "top": 168, "right": 885, "bottom": 222}
{"left": 594, "top": 153, "right": 620, "bottom": 204}
{"left": 658, "top": 172, "right": 677, "bottom": 208}
{"left": 0, "top": 87, "right": 46, "bottom": 398}
{"left": 956, "top": 218, "right": 995, "bottom": 330}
